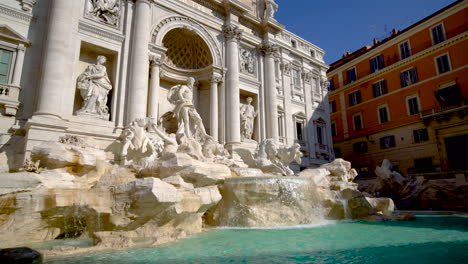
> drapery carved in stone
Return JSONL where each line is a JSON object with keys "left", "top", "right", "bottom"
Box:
{"left": 86, "top": 0, "right": 121, "bottom": 27}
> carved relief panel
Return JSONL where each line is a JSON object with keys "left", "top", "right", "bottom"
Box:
{"left": 85, "top": 0, "right": 122, "bottom": 27}
{"left": 239, "top": 47, "right": 256, "bottom": 76}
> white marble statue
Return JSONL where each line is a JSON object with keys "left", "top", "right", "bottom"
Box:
{"left": 76, "top": 55, "right": 112, "bottom": 119}
{"left": 240, "top": 97, "right": 257, "bottom": 142}
{"left": 120, "top": 118, "right": 156, "bottom": 165}
{"left": 88, "top": 0, "right": 121, "bottom": 26}
{"left": 256, "top": 139, "right": 302, "bottom": 176}
{"left": 167, "top": 77, "right": 208, "bottom": 140}
{"left": 263, "top": 0, "right": 278, "bottom": 19}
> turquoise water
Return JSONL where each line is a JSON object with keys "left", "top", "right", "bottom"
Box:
{"left": 47, "top": 215, "right": 468, "bottom": 264}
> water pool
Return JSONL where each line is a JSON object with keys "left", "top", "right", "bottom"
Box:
{"left": 46, "top": 215, "right": 468, "bottom": 264}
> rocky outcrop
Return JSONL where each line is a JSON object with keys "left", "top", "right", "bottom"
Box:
{"left": 207, "top": 177, "right": 323, "bottom": 227}
{"left": 358, "top": 159, "right": 468, "bottom": 211}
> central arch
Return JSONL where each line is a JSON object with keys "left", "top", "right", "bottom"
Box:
{"left": 162, "top": 28, "right": 213, "bottom": 70}
{"left": 151, "top": 16, "right": 222, "bottom": 68}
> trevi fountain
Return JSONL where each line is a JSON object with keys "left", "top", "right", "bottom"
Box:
{"left": 0, "top": 0, "right": 465, "bottom": 263}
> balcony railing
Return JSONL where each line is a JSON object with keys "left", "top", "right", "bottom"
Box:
{"left": 420, "top": 100, "right": 468, "bottom": 119}
{"left": 0, "top": 83, "right": 21, "bottom": 116}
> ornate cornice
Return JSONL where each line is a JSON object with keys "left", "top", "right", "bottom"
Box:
{"left": 78, "top": 21, "right": 125, "bottom": 43}
{"left": 0, "top": 4, "right": 33, "bottom": 22}
{"left": 222, "top": 23, "right": 243, "bottom": 41}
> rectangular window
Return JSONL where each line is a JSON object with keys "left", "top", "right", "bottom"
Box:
{"left": 372, "top": 80, "right": 387, "bottom": 97}
{"left": 310, "top": 49, "right": 315, "bottom": 58}
{"left": 331, "top": 122, "right": 337, "bottom": 137}
{"left": 328, "top": 79, "right": 335, "bottom": 91}
{"left": 329, "top": 101, "right": 337, "bottom": 113}
{"left": 0, "top": 48, "right": 13, "bottom": 84}
{"left": 436, "top": 54, "right": 451, "bottom": 74}
{"left": 370, "top": 54, "right": 385, "bottom": 73}
{"left": 378, "top": 106, "right": 389, "bottom": 123}
{"left": 292, "top": 69, "right": 301, "bottom": 87}
{"left": 400, "top": 68, "right": 418, "bottom": 87}
{"left": 316, "top": 126, "right": 323, "bottom": 144}
{"left": 291, "top": 39, "right": 297, "bottom": 48}
{"left": 353, "top": 141, "right": 368, "bottom": 153}
{"left": 353, "top": 114, "right": 362, "bottom": 130}
{"left": 407, "top": 96, "right": 419, "bottom": 115}
{"left": 431, "top": 24, "right": 446, "bottom": 45}
{"left": 278, "top": 112, "right": 285, "bottom": 141}
{"left": 348, "top": 90, "right": 361, "bottom": 106}
{"left": 346, "top": 68, "right": 357, "bottom": 84}
{"left": 380, "top": 135, "right": 396, "bottom": 149}
{"left": 399, "top": 41, "right": 411, "bottom": 60}
{"left": 295, "top": 121, "right": 304, "bottom": 141}
{"left": 413, "top": 128, "right": 429, "bottom": 143}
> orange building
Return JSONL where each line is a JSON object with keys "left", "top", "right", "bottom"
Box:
{"left": 327, "top": 0, "right": 468, "bottom": 177}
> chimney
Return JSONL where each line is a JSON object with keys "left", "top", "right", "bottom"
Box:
{"left": 373, "top": 38, "right": 379, "bottom": 45}
{"left": 392, "top": 28, "right": 399, "bottom": 36}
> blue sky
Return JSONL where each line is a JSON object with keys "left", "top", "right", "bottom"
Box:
{"left": 274, "top": 0, "right": 458, "bottom": 64}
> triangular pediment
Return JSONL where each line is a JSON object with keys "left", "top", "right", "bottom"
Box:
{"left": 0, "top": 25, "right": 29, "bottom": 45}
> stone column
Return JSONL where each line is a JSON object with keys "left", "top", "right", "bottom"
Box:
{"left": 223, "top": 24, "right": 243, "bottom": 146}
{"left": 35, "top": 0, "right": 78, "bottom": 117}
{"left": 148, "top": 55, "right": 161, "bottom": 119}
{"left": 260, "top": 42, "right": 279, "bottom": 142}
{"left": 210, "top": 73, "right": 222, "bottom": 141}
{"left": 127, "top": 0, "right": 151, "bottom": 123}
{"left": 12, "top": 44, "right": 25, "bottom": 86}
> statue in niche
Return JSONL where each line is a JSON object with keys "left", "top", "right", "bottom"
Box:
{"left": 263, "top": 0, "right": 278, "bottom": 19}
{"left": 240, "top": 97, "right": 257, "bottom": 142}
{"left": 167, "top": 77, "right": 208, "bottom": 140}
{"left": 240, "top": 49, "right": 255, "bottom": 74}
{"left": 87, "top": 0, "right": 121, "bottom": 26}
{"left": 76, "top": 55, "right": 112, "bottom": 119}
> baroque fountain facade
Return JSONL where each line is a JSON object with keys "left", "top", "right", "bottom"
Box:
{"left": 0, "top": 0, "right": 399, "bottom": 253}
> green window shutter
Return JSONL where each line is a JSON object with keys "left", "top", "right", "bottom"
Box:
{"left": 0, "top": 49, "right": 13, "bottom": 84}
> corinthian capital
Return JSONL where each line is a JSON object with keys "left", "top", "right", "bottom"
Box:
{"left": 149, "top": 54, "right": 163, "bottom": 66}
{"left": 211, "top": 73, "right": 223, "bottom": 83}
{"left": 222, "top": 24, "right": 243, "bottom": 41}
{"left": 259, "top": 41, "right": 279, "bottom": 57}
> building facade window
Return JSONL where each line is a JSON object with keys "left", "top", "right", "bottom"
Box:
{"left": 0, "top": 48, "right": 13, "bottom": 84}
{"left": 399, "top": 41, "right": 411, "bottom": 60}
{"left": 278, "top": 111, "right": 285, "bottom": 143}
{"left": 293, "top": 114, "right": 306, "bottom": 143}
{"left": 353, "top": 113, "right": 362, "bottom": 130}
{"left": 346, "top": 67, "right": 357, "bottom": 84}
{"left": 400, "top": 67, "right": 418, "bottom": 87}
{"left": 380, "top": 135, "right": 396, "bottom": 149}
{"left": 378, "top": 105, "right": 390, "bottom": 123}
{"left": 372, "top": 79, "right": 387, "bottom": 97}
{"left": 413, "top": 128, "right": 429, "bottom": 143}
{"left": 370, "top": 54, "right": 385, "bottom": 73}
{"left": 431, "top": 24, "right": 446, "bottom": 45}
{"left": 291, "top": 39, "right": 297, "bottom": 48}
{"left": 353, "top": 141, "right": 368, "bottom": 153}
{"left": 292, "top": 69, "right": 301, "bottom": 87}
{"left": 435, "top": 54, "right": 451, "bottom": 74}
{"left": 406, "top": 95, "right": 420, "bottom": 115}
{"left": 348, "top": 90, "right": 361, "bottom": 106}
{"left": 310, "top": 49, "right": 315, "bottom": 58}
{"left": 331, "top": 122, "right": 337, "bottom": 137}
{"left": 328, "top": 79, "right": 334, "bottom": 91}
{"left": 295, "top": 120, "right": 304, "bottom": 141}
{"left": 316, "top": 126, "right": 323, "bottom": 144}
{"left": 329, "top": 100, "right": 337, "bottom": 113}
